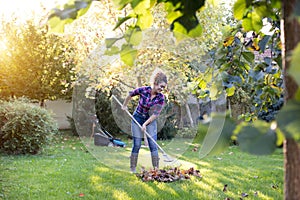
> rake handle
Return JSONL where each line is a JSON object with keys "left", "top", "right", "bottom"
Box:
{"left": 112, "top": 95, "right": 167, "bottom": 155}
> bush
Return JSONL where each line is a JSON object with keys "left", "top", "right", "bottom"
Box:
{"left": 158, "top": 114, "right": 178, "bottom": 140}
{"left": 95, "top": 90, "right": 122, "bottom": 135}
{"left": 158, "top": 102, "right": 178, "bottom": 140}
{"left": 0, "top": 99, "right": 58, "bottom": 155}
{"left": 66, "top": 115, "right": 79, "bottom": 136}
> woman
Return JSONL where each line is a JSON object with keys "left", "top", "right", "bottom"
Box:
{"left": 122, "top": 69, "right": 167, "bottom": 173}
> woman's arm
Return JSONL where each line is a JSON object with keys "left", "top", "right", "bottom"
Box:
{"left": 122, "top": 95, "right": 132, "bottom": 110}
{"left": 141, "top": 114, "right": 158, "bottom": 132}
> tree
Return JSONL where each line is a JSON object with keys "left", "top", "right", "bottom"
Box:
{"left": 229, "top": 1, "right": 300, "bottom": 199}
{"left": 280, "top": 1, "right": 300, "bottom": 198}
{"left": 0, "top": 19, "right": 77, "bottom": 106}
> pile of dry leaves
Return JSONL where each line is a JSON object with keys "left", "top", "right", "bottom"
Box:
{"left": 136, "top": 167, "right": 202, "bottom": 182}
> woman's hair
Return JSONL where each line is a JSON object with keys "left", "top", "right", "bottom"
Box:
{"left": 150, "top": 68, "right": 168, "bottom": 86}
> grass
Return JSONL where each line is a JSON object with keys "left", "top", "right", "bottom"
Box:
{"left": 0, "top": 131, "right": 283, "bottom": 200}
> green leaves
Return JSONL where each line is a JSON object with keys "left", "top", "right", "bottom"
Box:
{"left": 242, "top": 12, "right": 263, "bottom": 32}
{"left": 48, "top": 1, "right": 91, "bottom": 33}
{"left": 0, "top": 21, "right": 76, "bottom": 102}
{"left": 0, "top": 99, "right": 58, "bottom": 155}
{"left": 136, "top": 10, "right": 154, "bottom": 30}
{"left": 241, "top": 51, "right": 254, "bottom": 63}
{"left": 48, "top": 17, "right": 73, "bottom": 33}
{"left": 277, "top": 100, "right": 300, "bottom": 143}
{"left": 120, "top": 44, "right": 138, "bottom": 66}
{"left": 226, "top": 86, "right": 236, "bottom": 97}
{"left": 132, "top": 0, "right": 151, "bottom": 14}
{"left": 233, "top": 0, "right": 247, "bottom": 20}
{"left": 104, "top": 27, "right": 142, "bottom": 66}
{"left": 124, "top": 27, "right": 143, "bottom": 45}
{"left": 167, "top": 0, "right": 205, "bottom": 38}
{"left": 236, "top": 121, "right": 277, "bottom": 155}
{"left": 233, "top": 0, "right": 280, "bottom": 32}
{"left": 113, "top": 15, "right": 135, "bottom": 30}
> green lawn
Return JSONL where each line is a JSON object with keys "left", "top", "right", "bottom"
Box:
{"left": 0, "top": 132, "right": 283, "bottom": 200}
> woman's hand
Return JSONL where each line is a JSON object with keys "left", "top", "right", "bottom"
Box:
{"left": 141, "top": 123, "right": 147, "bottom": 132}
{"left": 121, "top": 105, "right": 128, "bottom": 110}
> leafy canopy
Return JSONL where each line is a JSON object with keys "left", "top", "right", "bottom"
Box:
{"left": 0, "top": 19, "right": 77, "bottom": 103}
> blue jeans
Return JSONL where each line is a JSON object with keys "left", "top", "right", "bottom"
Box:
{"left": 131, "top": 111, "right": 158, "bottom": 157}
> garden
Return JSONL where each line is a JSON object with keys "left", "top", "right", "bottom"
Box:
{"left": 1, "top": 0, "right": 300, "bottom": 199}
{"left": 1, "top": 129, "right": 283, "bottom": 200}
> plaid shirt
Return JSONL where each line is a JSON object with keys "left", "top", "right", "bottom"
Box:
{"left": 129, "top": 86, "right": 165, "bottom": 116}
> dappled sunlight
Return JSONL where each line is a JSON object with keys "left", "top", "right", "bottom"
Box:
{"left": 0, "top": 0, "right": 68, "bottom": 23}
{"left": 82, "top": 137, "right": 132, "bottom": 171}
{"left": 136, "top": 184, "right": 158, "bottom": 197}
{"left": 154, "top": 182, "right": 178, "bottom": 196}
{"left": 90, "top": 166, "right": 160, "bottom": 199}
{"left": 112, "top": 189, "right": 132, "bottom": 200}
{"left": 78, "top": 130, "right": 282, "bottom": 199}
{"left": 81, "top": 136, "right": 202, "bottom": 171}
{"left": 90, "top": 175, "right": 102, "bottom": 185}
{"left": 94, "top": 166, "right": 110, "bottom": 173}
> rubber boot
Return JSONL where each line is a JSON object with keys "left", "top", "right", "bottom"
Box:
{"left": 130, "top": 154, "right": 138, "bottom": 173}
{"left": 151, "top": 156, "right": 159, "bottom": 170}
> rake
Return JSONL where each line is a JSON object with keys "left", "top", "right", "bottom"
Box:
{"left": 112, "top": 95, "right": 175, "bottom": 162}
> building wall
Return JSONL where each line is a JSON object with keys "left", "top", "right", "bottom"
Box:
{"left": 45, "top": 100, "right": 72, "bottom": 129}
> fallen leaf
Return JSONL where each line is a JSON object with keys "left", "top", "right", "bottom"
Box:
{"left": 272, "top": 184, "right": 278, "bottom": 189}
{"left": 223, "top": 184, "right": 228, "bottom": 192}
{"left": 136, "top": 167, "right": 202, "bottom": 182}
{"left": 241, "top": 192, "right": 248, "bottom": 197}
{"left": 79, "top": 193, "right": 84, "bottom": 197}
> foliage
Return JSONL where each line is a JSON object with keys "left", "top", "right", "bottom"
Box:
{"left": 191, "top": 20, "right": 283, "bottom": 120}
{"left": 0, "top": 19, "right": 77, "bottom": 104}
{"left": 277, "top": 100, "right": 300, "bottom": 143}
{"left": 0, "top": 98, "right": 58, "bottom": 155}
{"left": 174, "top": 127, "right": 197, "bottom": 139}
{"left": 157, "top": 101, "right": 178, "bottom": 140}
{"left": 48, "top": 0, "right": 300, "bottom": 157}
{"left": 257, "top": 95, "right": 284, "bottom": 122}
{"left": 66, "top": 115, "right": 79, "bottom": 136}
{"left": 49, "top": 0, "right": 205, "bottom": 37}
{"left": 95, "top": 89, "right": 122, "bottom": 135}
{"left": 63, "top": 1, "right": 125, "bottom": 65}
{"left": 233, "top": 0, "right": 281, "bottom": 33}
{"left": 50, "top": 0, "right": 234, "bottom": 67}
{"left": 234, "top": 120, "right": 278, "bottom": 155}
{"left": 48, "top": 0, "right": 92, "bottom": 33}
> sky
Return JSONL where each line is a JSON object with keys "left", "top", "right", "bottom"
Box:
{"left": 0, "top": 0, "right": 68, "bottom": 21}
{"left": 0, "top": 0, "right": 69, "bottom": 51}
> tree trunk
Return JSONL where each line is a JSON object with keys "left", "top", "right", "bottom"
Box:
{"left": 284, "top": 139, "right": 300, "bottom": 199}
{"left": 40, "top": 99, "right": 45, "bottom": 107}
{"left": 185, "top": 103, "right": 194, "bottom": 127}
{"left": 281, "top": 0, "right": 300, "bottom": 199}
